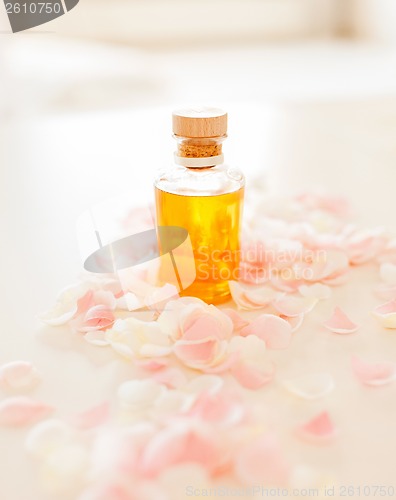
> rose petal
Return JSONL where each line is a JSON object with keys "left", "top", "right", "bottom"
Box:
{"left": 235, "top": 434, "right": 290, "bottom": 485}
{"left": 304, "top": 250, "right": 349, "bottom": 282}
{"left": 231, "top": 360, "right": 275, "bottom": 390}
{"left": 141, "top": 423, "right": 220, "bottom": 477}
{"left": 298, "top": 284, "right": 332, "bottom": 300}
{"left": 296, "top": 411, "right": 337, "bottom": 443}
{"left": 280, "top": 314, "right": 304, "bottom": 332}
{"left": 372, "top": 299, "right": 396, "bottom": 328}
{"left": 272, "top": 295, "right": 318, "bottom": 317}
{"left": 152, "top": 368, "right": 188, "bottom": 389}
{"left": 323, "top": 307, "right": 359, "bottom": 334}
{"left": 117, "top": 380, "right": 165, "bottom": 412}
{"left": 41, "top": 443, "right": 89, "bottom": 487}
{"left": 351, "top": 355, "right": 396, "bottom": 386}
{"left": 0, "top": 397, "right": 54, "bottom": 426}
{"left": 229, "top": 281, "right": 278, "bottom": 310}
{"left": 84, "top": 331, "right": 110, "bottom": 346}
{"left": 25, "top": 419, "right": 73, "bottom": 458}
{"left": 283, "top": 373, "right": 335, "bottom": 399}
{"left": 241, "top": 314, "right": 292, "bottom": 349}
{"left": 186, "top": 390, "right": 245, "bottom": 425}
{"left": 71, "top": 402, "right": 110, "bottom": 429}
{"left": 174, "top": 338, "right": 218, "bottom": 364}
{"left": 380, "top": 263, "right": 396, "bottom": 286}
{"left": 0, "top": 361, "right": 41, "bottom": 391}
{"left": 186, "top": 375, "right": 224, "bottom": 395}
{"left": 79, "top": 305, "right": 115, "bottom": 333}
{"left": 222, "top": 308, "right": 249, "bottom": 331}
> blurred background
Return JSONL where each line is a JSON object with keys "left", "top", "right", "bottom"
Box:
{"left": 1, "top": 0, "right": 396, "bottom": 323}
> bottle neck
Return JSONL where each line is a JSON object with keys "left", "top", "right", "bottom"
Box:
{"left": 174, "top": 135, "right": 226, "bottom": 168}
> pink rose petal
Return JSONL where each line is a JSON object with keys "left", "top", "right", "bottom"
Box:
{"left": 183, "top": 316, "right": 223, "bottom": 341}
{"left": 152, "top": 368, "right": 188, "bottom": 389}
{"left": 272, "top": 295, "right": 318, "bottom": 317}
{"left": 79, "top": 305, "right": 115, "bottom": 333}
{"left": 323, "top": 307, "right": 359, "bottom": 334}
{"left": 372, "top": 299, "right": 396, "bottom": 328}
{"left": 231, "top": 360, "right": 275, "bottom": 390}
{"left": 380, "top": 263, "right": 396, "bottom": 286}
{"left": 222, "top": 309, "right": 249, "bottom": 331}
{"left": 241, "top": 314, "right": 292, "bottom": 349}
{"left": 174, "top": 338, "right": 218, "bottom": 364}
{"left": 0, "top": 397, "right": 54, "bottom": 427}
{"left": 141, "top": 424, "right": 220, "bottom": 477}
{"left": 235, "top": 434, "right": 290, "bottom": 485}
{"left": 186, "top": 390, "right": 245, "bottom": 425}
{"left": 0, "top": 361, "right": 41, "bottom": 391}
{"left": 71, "top": 402, "right": 110, "bottom": 430}
{"left": 296, "top": 411, "right": 337, "bottom": 443}
{"left": 283, "top": 372, "right": 335, "bottom": 399}
{"left": 351, "top": 355, "right": 396, "bottom": 386}
{"left": 280, "top": 314, "right": 304, "bottom": 332}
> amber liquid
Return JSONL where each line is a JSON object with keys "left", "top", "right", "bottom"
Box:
{"left": 155, "top": 187, "right": 244, "bottom": 304}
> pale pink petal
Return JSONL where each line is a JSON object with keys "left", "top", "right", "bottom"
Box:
{"left": 243, "top": 285, "right": 281, "bottom": 306}
{"left": 40, "top": 284, "right": 92, "bottom": 325}
{"left": 283, "top": 373, "right": 335, "bottom": 399}
{"left": 25, "top": 419, "right": 73, "bottom": 458}
{"left": 84, "top": 331, "right": 110, "bottom": 346}
{"left": 41, "top": 443, "right": 89, "bottom": 487}
{"left": 380, "top": 263, "right": 396, "bottom": 286}
{"left": 117, "top": 380, "right": 165, "bottom": 412}
{"left": 145, "top": 284, "right": 179, "bottom": 312}
{"left": 183, "top": 316, "right": 223, "bottom": 341}
{"left": 372, "top": 299, "right": 396, "bottom": 328}
{"left": 71, "top": 402, "right": 110, "bottom": 429}
{"left": 152, "top": 368, "right": 188, "bottom": 389}
{"left": 241, "top": 314, "right": 292, "bottom": 349}
{"left": 200, "top": 351, "right": 238, "bottom": 374}
{"left": 280, "top": 314, "right": 304, "bottom": 332}
{"left": 296, "top": 411, "right": 337, "bottom": 443}
{"left": 270, "top": 275, "right": 304, "bottom": 293}
{"left": 235, "top": 434, "right": 290, "bottom": 485}
{"left": 231, "top": 360, "right": 275, "bottom": 390}
{"left": 79, "top": 305, "right": 115, "bottom": 333}
{"left": 0, "top": 397, "right": 54, "bottom": 426}
{"left": 229, "top": 281, "right": 276, "bottom": 310}
{"left": 304, "top": 250, "right": 349, "bottom": 282}
{"left": 222, "top": 308, "right": 249, "bottom": 331}
{"left": 346, "top": 229, "right": 387, "bottom": 265}
{"left": 298, "top": 283, "right": 332, "bottom": 300}
{"left": 351, "top": 355, "right": 396, "bottom": 386}
{"left": 323, "top": 307, "right": 359, "bottom": 334}
{"left": 136, "top": 358, "right": 169, "bottom": 372}
{"left": 186, "top": 390, "right": 245, "bottom": 425}
{"left": 0, "top": 361, "right": 41, "bottom": 391}
{"left": 141, "top": 424, "right": 220, "bottom": 477}
{"left": 174, "top": 338, "right": 218, "bottom": 364}
{"left": 272, "top": 295, "right": 318, "bottom": 317}
{"left": 40, "top": 301, "right": 78, "bottom": 326}
{"left": 321, "top": 269, "right": 349, "bottom": 286}
{"left": 92, "top": 290, "right": 117, "bottom": 310}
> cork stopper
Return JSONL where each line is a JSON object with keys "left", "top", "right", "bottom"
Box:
{"left": 173, "top": 107, "right": 227, "bottom": 138}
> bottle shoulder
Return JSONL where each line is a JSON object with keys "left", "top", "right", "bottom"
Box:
{"left": 154, "top": 163, "right": 245, "bottom": 196}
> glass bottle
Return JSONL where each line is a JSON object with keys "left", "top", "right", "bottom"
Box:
{"left": 154, "top": 107, "right": 245, "bottom": 304}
